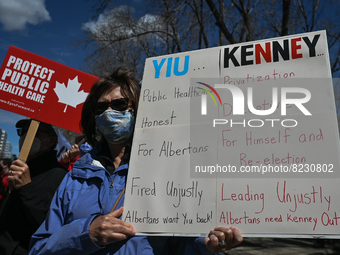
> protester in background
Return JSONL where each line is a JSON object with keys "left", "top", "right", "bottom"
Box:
{"left": 29, "top": 68, "right": 242, "bottom": 255}
{"left": 0, "top": 158, "right": 12, "bottom": 200}
{"left": 0, "top": 120, "right": 67, "bottom": 255}
{"left": 59, "top": 144, "right": 80, "bottom": 171}
{"left": 59, "top": 141, "right": 92, "bottom": 171}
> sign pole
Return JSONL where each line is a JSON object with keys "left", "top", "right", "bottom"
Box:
{"left": 9, "top": 120, "right": 40, "bottom": 192}
{"left": 18, "top": 120, "right": 40, "bottom": 162}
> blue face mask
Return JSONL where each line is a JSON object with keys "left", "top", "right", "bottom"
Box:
{"left": 95, "top": 109, "right": 135, "bottom": 144}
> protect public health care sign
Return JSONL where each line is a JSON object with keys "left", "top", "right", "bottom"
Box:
{"left": 0, "top": 46, "right": 99, "bottom": 133}
{"left": 123, "top": 30, "right": 340, "bottom": 238}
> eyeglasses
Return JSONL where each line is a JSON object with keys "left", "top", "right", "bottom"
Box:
{"left": 94, "top": 98, "right": 132, "bottom": 115}
{"left": 16, "top": 127, "right": 56, "bottom": 137}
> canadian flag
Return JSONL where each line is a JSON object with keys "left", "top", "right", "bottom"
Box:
{"left": 0, "top": 46, "right": 99, "bottom": 133}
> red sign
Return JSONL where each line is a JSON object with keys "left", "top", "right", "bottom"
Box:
{"left": 0, "top": 46, "right": 99, "bottom": 133}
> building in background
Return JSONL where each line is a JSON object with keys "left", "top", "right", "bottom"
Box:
{"left": 0, "top": 128, "right": 14, "bottom": 159}
{"left": 0, "top": 127, "right": 8, "bottom": 158}
{"left": 3, "top": 141, "right": 12, "bottom": 159}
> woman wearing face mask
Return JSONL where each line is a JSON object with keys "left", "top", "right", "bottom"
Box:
{"left": 29, "top": 68, "right": 242, "bottom": 255}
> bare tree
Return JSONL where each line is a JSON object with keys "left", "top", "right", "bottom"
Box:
{"left": 77, "top": 0, "right": 340, "bottom": 79}
{"left": 77, "top": 0, "right": 221, "bottom": 78}
{"left": 77, "top": 5, "right": 169, "bottom": 78}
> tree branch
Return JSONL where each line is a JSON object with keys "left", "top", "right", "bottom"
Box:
{"left": 205, "top": 0, "right": 237, "bottom": 44}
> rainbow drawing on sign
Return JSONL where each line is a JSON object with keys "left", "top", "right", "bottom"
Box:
{"left": 196, "top": 82, "right": 222, "bottom": 115}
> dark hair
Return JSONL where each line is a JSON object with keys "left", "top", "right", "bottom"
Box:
{"left": 81, "top": 68, "right": 140, "bottom": 146}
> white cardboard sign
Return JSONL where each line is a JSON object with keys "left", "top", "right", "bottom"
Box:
{"left": 123, "top": 30, "right": 340, "bottom": 237}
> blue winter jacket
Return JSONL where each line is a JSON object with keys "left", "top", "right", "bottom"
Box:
{"left": 29, "top": 152, "right": 213, "bottom": 255}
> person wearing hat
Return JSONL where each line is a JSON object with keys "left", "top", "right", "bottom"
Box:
{"left": 0, "top": 119, "right": 68, "bottom": 255}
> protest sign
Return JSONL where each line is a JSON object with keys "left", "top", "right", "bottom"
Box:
{"left": 0, "top": 46, "right": 99, "bottom": 133}
{"left": 123, "top": 30, "right": 340, "bottom": 237}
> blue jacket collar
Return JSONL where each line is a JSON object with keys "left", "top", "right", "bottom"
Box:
{"left": 71, "top": 153, "right": 129, "bottom": 180}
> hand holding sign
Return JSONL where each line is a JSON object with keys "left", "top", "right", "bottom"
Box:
{"left": 8, "top": 159, "right": 32, "bottom": 190}
{"left": 205, "top": 227, "right": 243, "bottom": 253}
{"left": 8, "top": 119, "right": 39, "bottom": 192}
{"left": 89, "top": 207, "right": 136, "bottom": 246}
